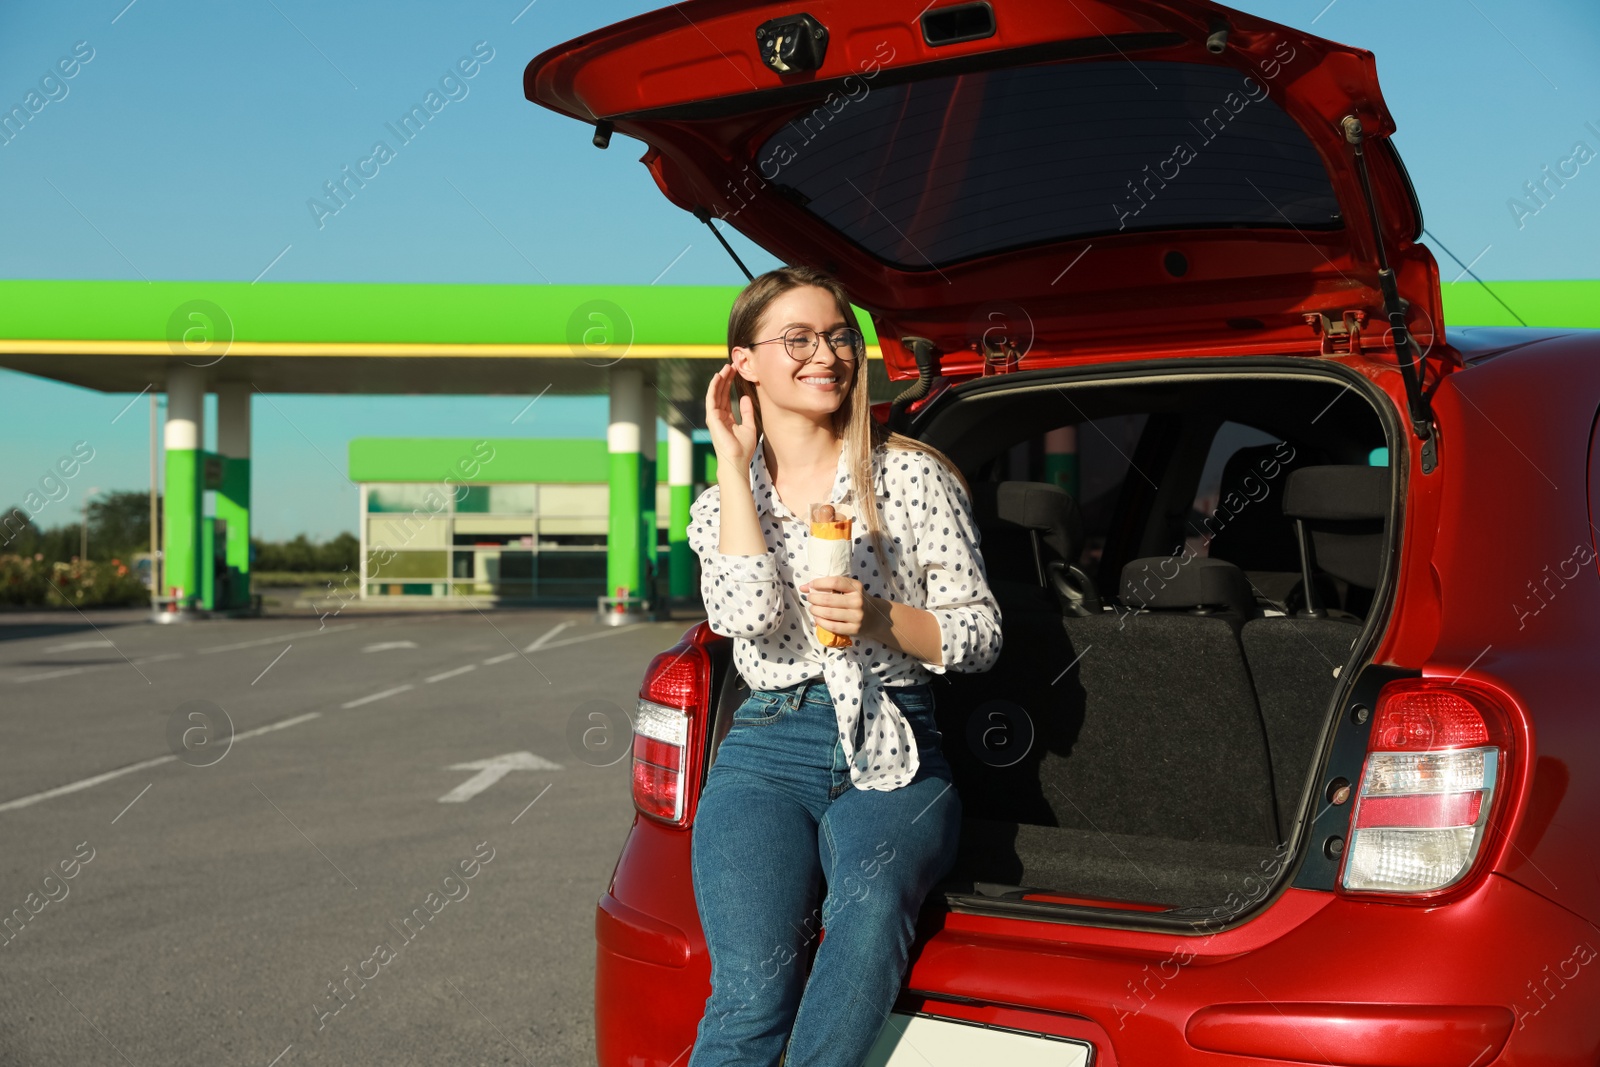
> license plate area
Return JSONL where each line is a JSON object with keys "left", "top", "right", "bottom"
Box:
{"left": 861, "top": 1011, "right": 1094, "bottom": 1066}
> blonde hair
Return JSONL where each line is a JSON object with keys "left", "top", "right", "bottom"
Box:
{"left": 727, "top": 266, "right": 969, "bottom": 593}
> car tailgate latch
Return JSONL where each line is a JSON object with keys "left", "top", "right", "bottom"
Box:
{"left": 981, "top": 338, "right": 1023, "bottom": 375}
{"left": 1304, "top": 310, "right": 1365, "bottom": 356}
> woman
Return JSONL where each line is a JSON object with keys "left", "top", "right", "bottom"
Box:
{"left": 684, "top": 266, "right": 1002, "bottom": 1067}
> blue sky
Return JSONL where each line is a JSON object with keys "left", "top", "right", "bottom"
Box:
{"left": 1, "top": 0, "right": 1596, "bottom": 540}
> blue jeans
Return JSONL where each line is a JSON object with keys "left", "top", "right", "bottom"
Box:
{"left": 687, "top": 678, "right": 963, "bottom": 1067}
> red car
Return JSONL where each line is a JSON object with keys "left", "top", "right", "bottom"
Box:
{"left": 528, "top": 2, "right": 1599, "bottom": 1063}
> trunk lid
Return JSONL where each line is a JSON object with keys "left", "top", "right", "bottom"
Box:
{"left": 525, "top": 0, "right": 1443, "bottom": 379}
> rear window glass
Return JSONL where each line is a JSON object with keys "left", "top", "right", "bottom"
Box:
{"left": 759, "top": 60, "right": 1341, "bottom": 269}
{"left": 985, "top": 415, "right": 1149, "bottom": 570}
{"left": 1186, "top": 420, "right": 1282, "bottom": 558}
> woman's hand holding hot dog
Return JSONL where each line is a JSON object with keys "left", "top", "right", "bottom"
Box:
{"left": 799, "top": 575, "right": 873, "bottom": 640}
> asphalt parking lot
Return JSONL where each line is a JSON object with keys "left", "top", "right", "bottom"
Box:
{"left": 0, "top": 606, "right": 695, "bottom": 1067}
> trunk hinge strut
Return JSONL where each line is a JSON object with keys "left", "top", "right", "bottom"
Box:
{"left": 1341, "top": 115, "right": 1438, "bottom": 474}
{"left": 693, "top": 206, "right": 755, "bottom": 282}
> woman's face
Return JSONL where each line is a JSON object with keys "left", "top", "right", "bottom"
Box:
{"left": 733, "top": 285, "right": 856, "bottom": 422}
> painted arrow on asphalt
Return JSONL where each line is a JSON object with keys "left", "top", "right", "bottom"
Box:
{"left": 438, "top": 751, "right": 562, "bottom": 803}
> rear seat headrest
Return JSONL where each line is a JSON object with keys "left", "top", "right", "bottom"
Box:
{"left": 1283, "top": 466, "right": 1390, "bottom": 522}
{"left": 971, "top": 480, "right": 1083, "bottom": 566}
{"left": 1119, "top": 556, "right": 1257, "bottom": 617}
{"left": 1282, "top": 464, "right": 1390, "bottom": 590}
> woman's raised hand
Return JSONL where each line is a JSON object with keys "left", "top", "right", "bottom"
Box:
{"left": 706, "top": 364, "right": 758, "bottom": 473}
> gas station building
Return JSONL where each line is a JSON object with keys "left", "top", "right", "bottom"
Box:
{"left": 351, "top": 435, "right": 697, "bottom": 602}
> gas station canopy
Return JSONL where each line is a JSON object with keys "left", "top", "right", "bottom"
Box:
{"left": 0, "top": 279, "right": 887, "bottom": 404}
{"left": 1, "top": 278, "right": 1590, "bottom": 402}
{"left": 0, "top": 276, "right": 1591, "bottom": 617}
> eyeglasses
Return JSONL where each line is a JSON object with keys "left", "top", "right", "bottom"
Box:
{"left": 749, "top": 326, "right": 863, "bottom": 363}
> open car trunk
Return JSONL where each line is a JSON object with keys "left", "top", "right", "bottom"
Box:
{"left": 528, "top": 0, "right": 1439, "bottom": 927}
{"left": 907, "top": 360, "right": 1401, "bottom": 920}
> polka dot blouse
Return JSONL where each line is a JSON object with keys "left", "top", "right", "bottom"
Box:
{"left": 686, "top": 434, "right": 1003, "bottom": 792}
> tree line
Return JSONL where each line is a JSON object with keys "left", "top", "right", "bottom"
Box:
{"left": 2, "top": 489, "right": 359, "bottom": 572}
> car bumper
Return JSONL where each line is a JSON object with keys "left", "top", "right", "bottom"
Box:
{"left": 597, "top": 871, "right": 1599, "bottom": 1066}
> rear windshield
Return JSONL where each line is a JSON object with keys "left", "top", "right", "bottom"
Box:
{"left": 758, "top": 60, "right": 1341, "bottom": 269}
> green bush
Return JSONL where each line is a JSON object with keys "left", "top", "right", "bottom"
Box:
{"left": 0, "top": 554, "right": 149, "bottom": 608}
{"left": 0, "top": 554, "right": 51, "bottom": 606}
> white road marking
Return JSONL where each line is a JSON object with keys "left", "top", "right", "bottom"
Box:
{"left": 15, "top": 665, "right": 112, "bottom": 683}
{"left": 340, "top": 684, "right": 414, "bottom": 709}
{"left": 410, "top": 622, "right": 620, "bottom": 681}
{"left": 363, "top": 640, "right": 419, "bottom": 653}
{"left": 523, "top": 626, "right": 647, "bottom": 654}
{"left": 197, "top": 623, "right": 358, "bottom": 655}
{"left": 3, "top": 619, "right": 671, "bottom": 810}
{"left": 439, "top": 751, "right": 562, "bottom": 803}
{"left": 0, "top": 709, "right": 331, "bottom": 814}
{"left": 43, "top": 639, "right": 113, "bottom": 653}
{"left": 524, "top": 621, "right": 574, "bottom": 651}
{"left": 235, "top": 711, "right": 322, "bottom": 740}
{"left": 14, "top": 652, "right": 182, "bottom": 683}
{"left": 0, "top": 752, "right": 180, "bottom": 812}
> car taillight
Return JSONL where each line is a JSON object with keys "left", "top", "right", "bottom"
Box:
{"left": 1342, "top": 681, "right": 1507, "bottom": 895}
{"left": 632, "top": 641, "right": 710, "bottom": 826}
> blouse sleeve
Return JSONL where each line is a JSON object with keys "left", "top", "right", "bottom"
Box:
{"left": 686, "top": 484, "right": 787, "bottom": 638}
{"left": 908, "top": 459, "right": 1003, "bottom": 674}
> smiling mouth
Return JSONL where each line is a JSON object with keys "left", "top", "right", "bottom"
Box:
{"left": 798, "top": 375, "right": 839, "bottom": 388}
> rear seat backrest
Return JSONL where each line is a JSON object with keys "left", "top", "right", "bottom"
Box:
{"left": 1119, "top": 555, "right": 1259, "bottom": 621}
{"left": 1206, "top": 441, "right": 1311, "bottom": 607}
{"left": 940, "top": 481, "right": 1090, "bottom": 827}
{"left": 1240, "top": 617, "right": 1361, "bottom": 839}
{"left": 1036, "top": 555, "right": 1279, "bottom": 847}
{"left": 1242, "top": 464, "right": 1389, "bottom": 839}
